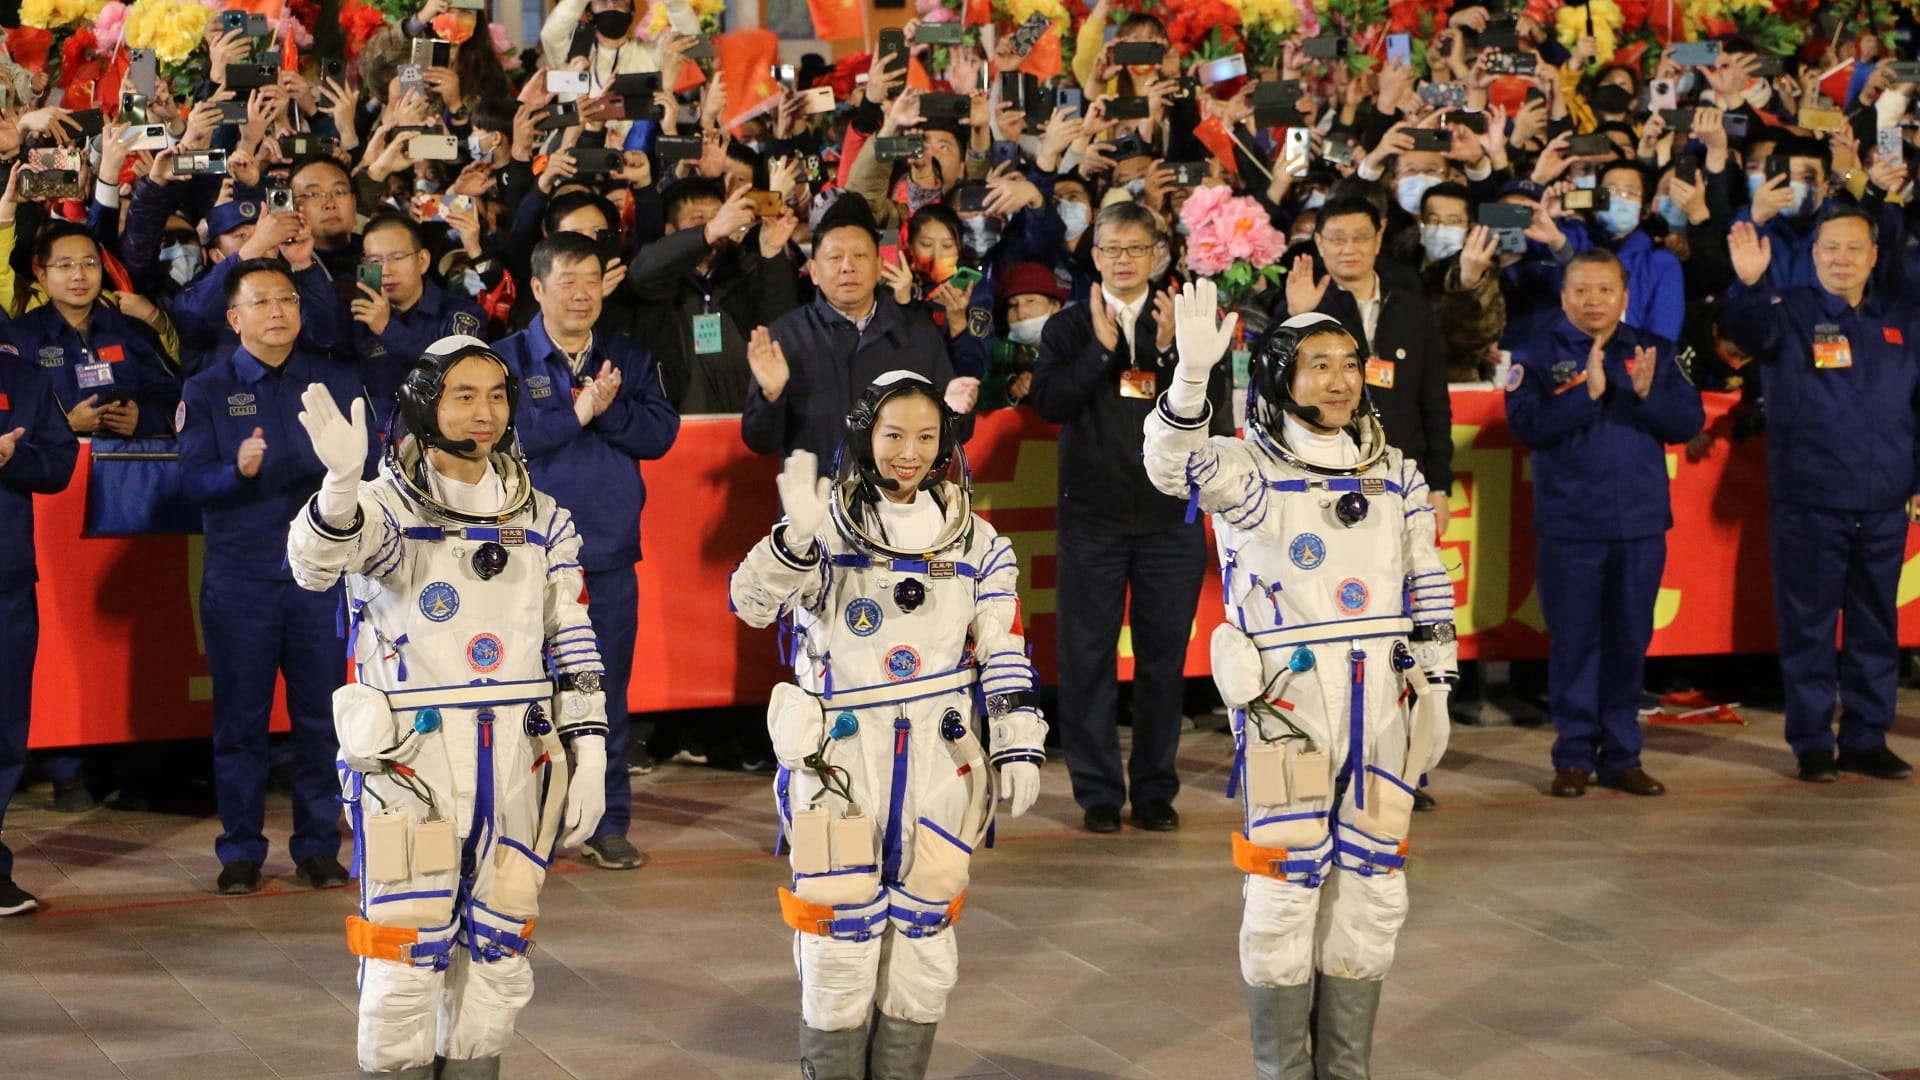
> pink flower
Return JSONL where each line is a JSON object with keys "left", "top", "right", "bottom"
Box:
{"left": 1294, "top": 0, "right": 1321, "bottom": 38}
{"left": 922, "top": 7, "right": 958, "bottom": 21}
{"left": 1178, "top": 182, "right": 1233, "bottom": 233}
{"left": 92, "top": 1, "right": 126, "bottom": 57}
{"left": 275, "top": 12, "right": 314, "bottom": 50}
{"left": 1185, "top": 234, "right": 1234, "bottom": 276}
{"left": 491, "top": 22, "right": 521, "bottom": 68}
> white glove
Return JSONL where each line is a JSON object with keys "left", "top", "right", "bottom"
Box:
{"left": 1169, "top": 278, "right": 1239, "bottom": 416}
{"left": 1418, "top": 688, "right": 1452, "bottom": 777}
{"left": 561, "top": 734, "right": 607, "bottom": 848}
{"left": 776, "top": 449, "right": 832, "bottom": 554}
{"left": 997, "top": 761, "right": 1039, "bottom": 818}
{"left": 295, "top": 382, "right": 369, "bottom": 525}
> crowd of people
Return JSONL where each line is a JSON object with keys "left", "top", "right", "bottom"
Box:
{"left": 3, "top": 0, "right": 1920, "bottom": 1069}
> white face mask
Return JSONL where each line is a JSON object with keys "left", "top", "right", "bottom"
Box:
{"left": 1420, "top": 223, "right": 1466, "bottom": 261}
{"left": 467, "top": 133, "right": 492, "bottom": 163}
{"left": 1396, "top": 174, "right": 1443, "bottom": 215}
{"left": 1007, "top": 313, "right": 1048, "bottom": 345}
{"left": 1572, "top": 173, "right": 1598, "bottom": 190}
{"left": 1057, "top": 200, "right": 1090, "bottom": 242}
{"left": 458, "top": 269, "right": 484, "bottom": 297}
{"left": 160, "top": 242, "right": 204, "bottom": 287}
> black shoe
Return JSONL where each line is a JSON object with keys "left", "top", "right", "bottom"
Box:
{"left": 1837, "top": 746, "right": 1913, "bottom": 780}
{"left": 1130, "top": 800, "right": 1180, "bottom": 832}
{"left": 295, "top": 855, "right": 351, "bottom": 889}
{"left": 1797, "top": 750, "right": 1839, "bottom": 783}
{"left": 627, "top": 750, "right": 656, "bottom": 776}
{"left": 0, "top": 877, "right": 39, "bottom": 916}
{"left": 581, "top": 835, "right": 647, "bottom": 870}
{"left": 1082, "top": 806, "right": 1122, "bottom": 834}
{"left": 217, "top": 860, "right": 262, "bottom": 895}
{"left": 51, "top": 778, "right": 95, "bottom": 814}
{"left": 1412, "top": 788, "right": 1437, "bottom": 812}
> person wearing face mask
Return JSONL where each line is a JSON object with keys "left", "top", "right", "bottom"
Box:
{"left": 1417, "top": 184, "right": 1507, "bottom": 383}
{"left": 895, "top": 205, "right": 994, "bottom": 380}
{"left": 1548, "top": 161, "right": 1685, "bottom": 343}
{"left": 981, "top": 261, "right": 1063, "bottom": 410}
{"left": 1736, "top": 136, "right": 1908, "bottom": 292}
{"left": 539, "top": 0, "right": 698, "bottom": 95}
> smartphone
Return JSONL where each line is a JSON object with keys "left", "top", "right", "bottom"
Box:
{"left": 398, "top": 63, "right": 425, "bottom": 99}
{"left": 1106, "top": 96, "right": 1151, "bottom": 120}
{"left": 1484, "top": 52, "right": 1537, "bottom": 76}
{"left": 1669, "top": 41, "right": 1720, "bottom": 67}
{"left": 1722, "top": 112, "right": 1750, "bottom": 138}
{"left": 284, "top": 133, "right": 337, "bottom": 158}
{"left": 1891, "top": 61, "right": 1920, "bottom": 83}
{"left": 916, "top": 21, "right": 963, "bottom": 46}
{"left": 800, "top": 86, "right": 835, "bottom": 114}
{"left": 684, "top": 36, "right": 714, "bottom": 60}
{"left": 220, "top": 10, "right": 247, "bottom": 33}
{"left": 1302, "top": 36, "right": 1348, "bottom": 60}
{"left": 1798, "top": 107, "right": 1846, "bottom": 132}
{"left": 1107, "top": 133, "right": 1149, "bottom": 160}
{"left": 128, "top": 49, "right": 158, "bottom": 97}
{"left": 410, "top": 39, "right": 452, "bottom": 69}
{"left": 947, "top": 265, "right": 983, "bottom": 293}
{"left": 990, "top": 140, "right": 1022, "bottom": 168}
{"left": 357, "top": 263, "right": 383, "bottom": 292}
{"left": 571, "top": 146, "right": 624, "bottom": 173}
{"left": 1112, "top": 40, "right": 1166, "bottom": 67}
{"left": 955, "top": 185, "right": 989, "bottom": 212}
{"left": 245, "top": 12, "right": 270, "bottom": 37}
{"left": 1444, "top": 109, "right": 1488, "bottom": 134}
{"left": 1321, "top": 138, "right": 1357, "bottom": 166}
{"left": 1660, "top": 108, "right": 1695, "bottom": 133}
{"left": 449, "top": 0, "right": 485, "bottom": 8}
{"left": 216, "top": 100, "right": 252, "bottom": 124}
{"left": 997, "top": 71, "right": 1030, "bottom": 112}
{"left": 409, "top": 134, "right": 459, "bottom": 160}
{"left": 1406, "top": 128, "right": 1451, "bottom": 152}
{"left": 1674, "top": 154, "right": 1701, "bottom": 185}
{"left": 66, "top": 109, "right": 104, "bottom": 137}
{"left": 174, "top": 148, "right": 229, "bottom": 176}
{"left": 1198, "top": 54, "right": 1248, "bottom": 87}
{"left": 567, "top": 22, "right": 595, "bottom": 60}
{"left": 547, "top": 70, "right": 591, "bottom": 95}
{"left": 1478, "top": 202, "right": 1532, "bottom": 230}
{"left": 1056, "top": 85, "right": 1083, "bottom": 113}
{"left": 656, "top": 134, "right": 701, "bottom": 162}
{"left": 1387, "top": 33, "right": 1411, "bottom": 67}
{"left": 256, "top": 50, "right": 282, "bottom": 69}
{"left": 1750, "top": 54, "right": 1784, "bottom": 78}
{"left": 877, "top": 29, "right": 908, "bottom": 94}
{"left": 608, "top": 71, "right": 661, "bottom": 99}
{"left": 1879, "top": 126, "right": 1905, "bottom": 164}
{"left": 1567, "top": 132, "right": 1612, "bottom": 157}
{"left": 776, "top": 64, "right": 797, "bottom": 90}
{"left": 1563, "top": 188, "right": 1609, "bottom": 211}
{"left": 20, "top": 167, "right": 80, "bottom": 201}
{"left": 1765, "top": 154, "right": 1790, "bottom": 182}
{"left": 874, "top": 134, "right": 925, "bottom": 162}
{"left": 919, "top": 92, "right": 971, "bottom": 120}
{"left": 120, "top": 93, "right": 150, "bottom": 125}
{"left": 534, "top": 101, "right": 580, "bottom": 131}
{"left": 1009, "top": 12, "right": 1049, "bottom": 57}
{"left": 1282, "top": 127, "right": 1312, "bottom": 178}
{"left": 128, "top": 124, "right": 171, "bottom": 152}
{"left": 1476, "top": 15, "right": 1520, "bottom": 50}
{"left": 1165, "top": 160, "right": 1208, "bottom": 185}
{"left": 1418, "top": 83, "right": 1468, "bottom": 109}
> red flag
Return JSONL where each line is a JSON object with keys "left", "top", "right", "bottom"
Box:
{"left": 1816, "top": 59, "right": 1854, "bottom": 108}
{"left": 963, "top": 0, "right": 990, "bottom": 26}
{"left": 906, "top": 56, "right": 934, "bottom": 91}
{"left": 97, "top": 46, "right": 130, "bottom": 114}
{"left": 1018, "top": 25, "right": 1062, "bottom": 81}
{"left": 229, "top": 0, "right": 286, "bottom": 17}
{"left": 806, "top": 0, "right": 865, "bottom": 43}
{"left": 281, "top": 17, "right": 299, "bottom": 73}
{"left": 6, "top": 27, "right": 51, "bottom": 72}
{"left": 717, "top": 28, "right": 782, "bottom": 132}
{"left": 675, "top": 60, "right": 707, "bottom": 94}
{"left": 1194, "top": 114, "right": 1238, "bottom": 176}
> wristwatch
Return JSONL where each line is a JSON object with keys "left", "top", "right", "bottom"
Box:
{"left": 557, "top": 672, "right": 603, "bottom": 694}
{"left": 1410, "top": 622, "right": 1456, "bottom": 645}
{"left": 985, "top": 690, "right": 1037, "bottom": 717}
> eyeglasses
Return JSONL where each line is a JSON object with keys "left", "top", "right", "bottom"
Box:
{"left": 362, "top": 251, "right": 422, "bottom": 266}
{"left": 45, "top": 258, "right": 100, "bottom": 273}
{"left": 295, "top": 187, "right": 353, "bottom": 205}
{"left": 230, "top": 294, "right": 302, "bottom": 312}
{"left": 1095, "top": 243, "right": 1156, "bottom": 260}
{"left": 1318, "top": 232, "right": 1377, "bottom": 249}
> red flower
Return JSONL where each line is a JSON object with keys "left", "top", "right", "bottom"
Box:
{"left": 1166, "top": 0, "right": 1240, "bottom": 55}
{"left": 1616, "top": 0, "right": 1648, "bottom": 34}
{"left": 828, "top": 51, "right": 873, "bottom": 101}
{"left": 1388, "top": 0, "right": 1450, "bottom": 35}
{"left": 341, "top": 0, "right": 389, "bottom": 61}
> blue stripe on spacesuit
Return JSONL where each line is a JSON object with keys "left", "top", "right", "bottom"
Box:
{"left": 882, "top": 718, "right": 910, "bottom": 884}
{"left": 370, "top": 889, "right": 456, "bottom": 905}
{"left": 1347, "top": 652, "right": 1366, "bottom": 810}
{"left": 496, "top": 835, "right": 548, "bottom": 869}
{"left": 1265, "top": 478, "right": 1407, "bottom": 495}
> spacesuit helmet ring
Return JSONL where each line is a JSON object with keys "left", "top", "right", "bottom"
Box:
{"left": 1246, "top": 313, "right": 1386, "bottom": 473}
{"left": 396, "top": 335, "right": 521, "bottom": 459}
{"left": 828, "top": 371, "right": 974, "bottom": 559}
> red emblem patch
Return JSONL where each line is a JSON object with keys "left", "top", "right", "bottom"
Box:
{"left": 1885, "top": 327, "right": 1904, "bottom": 345}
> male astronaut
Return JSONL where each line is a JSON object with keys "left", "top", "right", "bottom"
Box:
{"left": 286, "top": 336, "right": 610, "bottom": 1080}
{"left": 729, "top": 372, "right": 1047, "bottom": 1080}
{"left": 1143, "top": 281, "right": 1456, "bottom": 1080}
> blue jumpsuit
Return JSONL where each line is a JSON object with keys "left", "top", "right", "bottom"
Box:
{"left": 351, "top": 280, "right": 486, "bottom": 425}
{"left": 1505, "top": 317, "right": 1703, "bottom": 779}
{"left": 0, "top": 350, "right": 79, "bottom": 883}
{"left": 495, "top": 315, "right": 680, "bottom": 841}
{"left": 12, "top": 303, "right": 180, "bottom": 436}
{"left": 175, "top": 345, "right": 375, "bottom": 868}
{"left": 1723, "top": 282, "right": 1920, "bottom": 758}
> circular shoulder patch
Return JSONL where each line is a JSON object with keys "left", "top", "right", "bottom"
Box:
{"left": 239, "top": 202, "right": 258, "bottom": 219}
{"left": 1503, "top": 364, "right": 1525, "bottom": 391}
{"left": 467, "top": 632, "right": 504, "bottom": 673}
{"left": 453, "top": 312, "right": 481, "bottom": 335}
{"left": 884, "top": 644, "right": 921, "bottom": 682}
{"left": 845, "top": 597, "right": 883, "bottom": 637}
{"left": 419, "top": 582, "right": 460, "bottom": 622}
{"left": 173, "top": 400, "right": 186, "bottom": 432}
{"left": 1288, "top": 533, "right": 1326, "bottom": 571}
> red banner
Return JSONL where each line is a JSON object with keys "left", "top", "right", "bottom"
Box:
{"left": 716, "top": 27, "right": 782, "bottom": 133}
{"left": 807, "top": 0, "right": 866, "bottom": 43}
{"left": 27, "top": 390, "right": 1920, "bottom": 748}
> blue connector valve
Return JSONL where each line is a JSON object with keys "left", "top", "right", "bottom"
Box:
{"left": 413, "top": 708, "right": 442, "bottom": 735}
{"left": 940, "top": 709, "right": 967, "bottom": 742}
{"left": 1335, "top": 491, "right": 1369, "bottom": 527}
{"left": 830, "top": 712, "right": 860, "bottom": 740}
{"left": 1391, "top": 643, "right": 1415, "bottom": 671}
{"left": 1289, "top": 646, "right": 1316, "bottom": 672}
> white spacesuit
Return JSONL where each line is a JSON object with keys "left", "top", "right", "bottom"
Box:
{"left": 286, "top": 338, "right": 609, "bottom": 1080}
{"left": 1143, "top": 288, "right": 1456, "bottom": 1080}
{"left": 730, "top": 372, "right": 1047, "bottom": 1080}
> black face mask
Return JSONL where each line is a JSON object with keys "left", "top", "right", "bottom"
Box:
{"left": 592, "top": 9, "right": 630, "bottom": 38}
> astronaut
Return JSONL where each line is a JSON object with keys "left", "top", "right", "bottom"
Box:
{"left": 1142, "top": 283, "right": 1456, "bottom": 1080}
{"left": 730, "top": 372, "right": 1047, "bottom": 1080}
{"left": 286, "top": 336, "right": 608, "bottom": 1080}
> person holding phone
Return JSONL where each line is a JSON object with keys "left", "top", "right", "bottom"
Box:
{"left": 893, "top": 204, "right": 994, "bottom": 380}
{"left": 350, "top": 213, "right": 486, "bottom": 423}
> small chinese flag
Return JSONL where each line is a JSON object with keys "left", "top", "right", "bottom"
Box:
{"left": 1018, "top": 24, "right": 1062, "bottom": 81}
{"left": 97, "top": 47, "right": 130, "bottom": 114}
{"left": 964, "top": 0, "right": 990, "bottom": 26}
{"left": 906, "top": 56, "right": 934, "bottom": 91}
{"left": 717, "top": 28, "right": 782, "bottom": 132}
{"left": 1194, "top": 114, "right": 1239, "bottom": 176}
{"left": 675, "top": 59, "right": 707, "bottom": 93}
{"left": 807, "top": 0, "right": 865, "bottom": 43}
{"left": 229, "top": 0, "right": 286, "bottom": 18}
{"left": 281, "top": 18, "right": 300, "bottom": 74}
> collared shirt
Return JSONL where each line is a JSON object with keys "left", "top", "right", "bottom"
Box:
{"left": 1346, "top": 274, "right": 1384, "bottom": 348}
{"left": 1102, "top": 286, "right": 1147, "bottom": 358}
{"left": 830, "top": 296, "right": 880, "bottom": 334}
{"left": 14, "top": 302, "right": 179, "bottom": 437}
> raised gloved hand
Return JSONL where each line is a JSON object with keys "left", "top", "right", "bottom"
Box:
{"left": 296, "top": 382, "right": 368, "bottom": 525}
{"left": 997, "top": 760, "right": 1039, "bottom": 818}
{"left": 775, "top": 449, "right": 832, "bottom": 555}
{"left": 1170, "top": 278, "right": 1239, "bottom": 417}
{"left": 561, "top": 734, "right": 607, "bottom": 848}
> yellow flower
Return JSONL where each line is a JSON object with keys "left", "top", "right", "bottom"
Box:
{"left": 1003, "top": 0, "right": 1068, "bottom": 31}
{"left": 1559, "top": 0, "right": 1621, "bottom": 63}
{"left": 126, "top": 0, "right": 210, "bottom": 64}
{"left": 19, "top": 0, "right": 56, "bottom": 29}
{"left": 1233, "top": 0, "right": 1300, "bottom": 34}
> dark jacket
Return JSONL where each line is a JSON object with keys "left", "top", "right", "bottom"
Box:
{"left": 12, "top": 303, "right": 180, "bottom": 437}
{"left": 1722, "top": 280, "right": 1920, "bottom": 511}
{"left": 494, "top": 316, "right": 681, "bottom": 571}
{"left": 1504, "top": 316, "right": 1703, "bottom": 540}
{"left": 626, "top": 226, "right": 803, "bottom": 415}
{"left": 1031, "top": 297, "right": 1232, "bottom": 535}
{"left": 0, "top": 351, "right": 80, "bottom": 589}
{"left": 172, "top": 255, "right": 348, "bottom": 377}
{"left": 353, "top": 279, "right": 486, "bottom": 422}
{"left": 743, "top": 294, "right": 972, "bottom": 468}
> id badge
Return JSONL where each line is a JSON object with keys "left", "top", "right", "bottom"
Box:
{"left": 1812, "top": 336, "right": 1853, "bottom": 369}
{"left": 74, "top": 360, "right": 114, "bottom": 389}
{"left": 691, "top": 312, "right": 723, "bottom": 355}
{"left": 1118, "top": 369, "right": 1157, "bottom": 399}
{"left": 1364, "top": 357, "right": 1396, "bottom": 389}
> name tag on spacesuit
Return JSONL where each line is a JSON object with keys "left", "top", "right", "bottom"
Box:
{"left": 1364, "top": 358, "right": 1395, "bottom": 389}
{"left": 1119, "top": 369, "right": 1157, "bottom": 399}
{"left": 74, "top": 360, "right": 114, "bottom": 389}
{"left": 1290, "top": 748, "right": 1332, "bottom": 800}
{"left": 1812, "top": 328, "right": 1853, "bottom": 369}
{"left": 692, "top": 313, "right": 723, "bottom": 355}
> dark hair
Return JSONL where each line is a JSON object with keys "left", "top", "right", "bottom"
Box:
{"left": 1564, "top": 247, "right": 1630, "bottom": 287}
{"left": 908, "top": 204, "right": 963, "bottom": 251}
{"left": 1600, "top": 160, "right": 1655, "bottom": 198}
{"left": 1779, "top": 136, "right": 1833, "bottom": 174}
{"left": 1815, "top": 203, "right": 1879, "bottom": 245}
{"left": 1115, "top": 13, "right": 1168, "bottom": 41}
{"left": 531, "top": 230, "right": 603, "bottom": 282}
{"left": 724, "top": 141, "right": 768, "bottom": 188}
{"left": 543, "top": 190, "right": 617, "bottom": 236}
{"left": 34, "top": 220, "right": 97, "bottom": 267}
{"left": 224, "top": 258, "right": 296, "bottom": 307}
{"left": 453, "top": 6, "right": 513, "bottom": 112}
{"left": 471, "top": 97, "right": 516, "bottom": 137}
{"left": 363, "top": 211, "right": 426, "bottom": 252}
{"left": 1316, "top": 196, "right": 1382, "bottom": 234}
{"left": 664, "top": 177, "right": 727, "bottom": 224}
{"left": 292, "top": 156, "right": 351, "bottom": 189}
{"left": 1419, "top": 181, "right": 1473, "bottom": 216}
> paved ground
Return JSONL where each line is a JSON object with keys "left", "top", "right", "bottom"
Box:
{"left": 3, "top": 700, "right": 1919, "bottom": 1079}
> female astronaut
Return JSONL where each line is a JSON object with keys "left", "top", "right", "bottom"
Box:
{"left": 729, "top": 371, "right": 1047, "bottom": 1080}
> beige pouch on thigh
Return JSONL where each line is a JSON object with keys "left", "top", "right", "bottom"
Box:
{"left": 1353, "top": 770, "right": 1416, "bottom": 842}
{"left": 490, "top": 842, "right": 548, "bottom": 920}
{"left": 901, "top": 819, "right": 973, "bottom": 902}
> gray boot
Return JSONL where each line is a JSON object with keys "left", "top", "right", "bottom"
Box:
{"left": 799, "top": 1020, "right": 870, "bottom": 1080}
{"left": 434, "top": 1057, "right": 500, "bottom": 1080}
{"left": 866, "top": 1013, "right": 937, "bottom": 1080}
{"left": 1246, "top": 983, "right": 1316, "bottom": 1080}
{"left": 1311, "top": 975, "right": 1384, "bottom": 1080}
